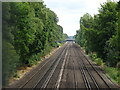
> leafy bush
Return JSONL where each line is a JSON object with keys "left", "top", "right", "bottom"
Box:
{"left": 104, "top": 66, "right": 120, "bottom": 84}
{"left": 89, "top": 53, "right": 104, "bottom": 66}
{"left": 95, "top": 58, "right": 104, "bottom": 66}
{"left": 91, "top": 53, "right": 97, "bottom": 60}
{"left": 116, "top": 62, "right": 120, "bottom": 69}
{"left": 89, "top": 53, "right": 120, "bottom": 85}
{"left": 28, "top": 54, "right": 41, "bottom": 66}
{"left": 105, "top": 35, "right": 119, "bottom": 67}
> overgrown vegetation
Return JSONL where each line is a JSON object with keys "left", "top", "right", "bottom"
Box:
{"left": 89, "top": 53, "right": 120, "bottom": 84}
{"left": 75, "top": 1, "right": 120, "bottom": 85}
{"left": 2, "top": 2, "right": 68, "bottom": 86}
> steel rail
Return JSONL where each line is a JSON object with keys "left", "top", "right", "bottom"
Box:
{"left": 32, "top": 43, "right": 69, "bottom": 89}
{"left": 77, "top": 48, "right": 100, "bottom": 90}
{"left": 40, "top": 48, "right": 68, "bottom": 88}
{"left": 72, "top": 44, "right": 78, "bottom": 89}
{"left": 76, "top": 44, "right": 111, "bottom": 89}
{"left": 73, "top": 45, "right": 91, "bottom": 90}
{"left": 55, "top": 43, "right": 70, "bottom": 89}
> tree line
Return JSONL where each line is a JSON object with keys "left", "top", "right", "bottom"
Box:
{"left": 2, "top": 2, "right": 68, "bottom": 86}
{"left": 75, "top": 1, "right": 120, "bottom": 67}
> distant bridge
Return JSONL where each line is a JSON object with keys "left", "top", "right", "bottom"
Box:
{"left": 65, "top": 39, "right": 75, "bottom": 42}
{"left": 55, "top": 38, "right": 75, "bottom": 43}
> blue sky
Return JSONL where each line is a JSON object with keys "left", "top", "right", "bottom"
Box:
{"left": 43, "top": 0, "right": 118, "bottom": 36}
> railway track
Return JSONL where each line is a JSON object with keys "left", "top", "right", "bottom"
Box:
{"left": 73, "top": 47, "right": 92, "bottom": 89}
{"left": 73, "top": 43, "right": 119, "bottom": 89}
{"left": 7, "top": 42, "right": 119, "bottom": 89}
{"left": 79, "top": 46, "right": 119, "bottom": 88}
{"left": 25, "top": 43, "right": 68, "bottom": 89}
{"left": 34, "top": 44, "right": 68, "bottom": 89}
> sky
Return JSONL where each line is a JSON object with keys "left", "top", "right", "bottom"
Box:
{"left": 43, "top": 0, "right": 118, "bottom": 36}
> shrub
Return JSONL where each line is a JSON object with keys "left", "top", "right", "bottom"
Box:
{"left": 116, "top": 62, "right": 120, "bottom": 69}
{"left": 91, "top": 53, "right": 97, "bottom": 60}
{"left": 95, "top": 58, "right": 104, "bottom": 66}
{"left": 28, "top": 54, "right": 41, "bottom": 66}
{"left": 104, "top": 66, "right": 119, "bottom": 84}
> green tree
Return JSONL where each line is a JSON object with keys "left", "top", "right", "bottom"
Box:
{"left": 75, "top": 1, "right": 119, "bottom": 66}
{"left": 2, "top": 2, "right": 67, "bottom": 86}
{"left": 2, "top": 2, "right": 19, "bottom": 86}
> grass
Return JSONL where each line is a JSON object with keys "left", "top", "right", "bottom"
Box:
{"left": 104, "top": 66, "right": 120, "bottom": 85}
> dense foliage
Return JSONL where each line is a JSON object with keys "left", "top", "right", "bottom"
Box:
{"left": 2, "top": 2, "right": 68, "bottom": 86}
{"left": 75, "top": 1, "right": 120, "bottom": 84}
{"left": 75, "top": 1, "right": 119, "bottom": 67}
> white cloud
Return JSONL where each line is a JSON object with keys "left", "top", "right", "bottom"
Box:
{"left": 43, "top": 0, "right": 119, "bottom": 36}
